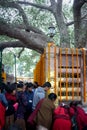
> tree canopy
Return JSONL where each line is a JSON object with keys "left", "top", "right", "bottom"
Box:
{"left": 0, "top": 0, "right": 87, "bottom": 53}
{"left": 3, "top": 48, "right": 40, "bottom": 76}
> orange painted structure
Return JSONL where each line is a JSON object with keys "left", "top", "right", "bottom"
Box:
{"left": 34, "top": 44, "right": 87, "bottom": 103}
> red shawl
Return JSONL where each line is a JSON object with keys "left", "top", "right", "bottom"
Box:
{"left": 0, "top": 102, "right": 5, "bottom": 130}
{"left": 27, "top": 98, "right": 44, "bottom": 125}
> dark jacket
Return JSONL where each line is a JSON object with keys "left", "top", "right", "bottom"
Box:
{"left": 26, "top": 91, "right": 34, "bottom": 113}
{"left": 16, "top": 91, "right": 28, "bottom": 119}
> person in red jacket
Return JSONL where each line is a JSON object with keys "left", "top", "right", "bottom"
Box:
{"left": 5, "top": 83, "right": 17, "bottom": 130}
{"left": 0, "top": 102, "right": 6, "bottom": 130}
{"left": 52, "top": 103, "right": 72, "bottom": 130}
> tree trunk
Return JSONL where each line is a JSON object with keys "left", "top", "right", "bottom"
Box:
{"left": 54, "top": 13, "right": 70, "bottom": 47}
{"left": 73, "top": 0, "right": 87, "bottom": 48}
{"left": 51, "top": 0, "right": 70, "bottom": 47}
{"left": 80, "top": 3, "right": 87, "bottom": 48}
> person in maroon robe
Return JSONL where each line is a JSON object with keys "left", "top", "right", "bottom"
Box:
{"left": 52, "top": 103, "right": 72, "bottom": 130}
{"left": 69, "top": 101, "right": 87, "bottom": 130}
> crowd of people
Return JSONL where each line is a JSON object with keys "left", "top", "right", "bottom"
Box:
{"left": 0, "top": 81, "right": 87, "bottom": 130}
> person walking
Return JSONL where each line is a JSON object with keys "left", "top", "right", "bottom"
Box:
{"left": 32, "top": 82, "right": 51, "bottom": 111}
{"left": 15, "top": 82, "right": 28, "bottom": 130}
{"left": 35, "top": 93, "right": 57, "bottom": 130}
{"left": 5, "top": 83, "right": 17, "bottom": 130}
{"left": 24, "top": 82, "right": 34, "bottom": 130}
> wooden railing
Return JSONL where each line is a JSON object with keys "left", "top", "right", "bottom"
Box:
{"left": 34, "top": 45, "right": 87, "bottom": 103}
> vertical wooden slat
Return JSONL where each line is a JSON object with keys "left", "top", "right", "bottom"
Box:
{"left": 40, "top": 56, "right": 42, "bottom": 85}
{"left": 83, "top": 49, "right": 86, "bottom": 102}
{"left": 65, "top": 48, "right": 68, "bottom": 100}
{"left": 54, "top": 46, "right": 57, "bottom": 94}
{"left": 41, "top": 54, "right": 44, "bottom": 85}
{"left": 59, "top": 48, "right": 62, "bottom": 101}
{"left": 76, "top": 49, "right": 79, "bottom": 98}
{"left": 48, "top": 44, "right": 50, "bottom": 82}
{"left": 71, "top": 48, "right": 74, "bottom": 100}
{"left": 44, "top": 48, "right": 46, "bottom": 83}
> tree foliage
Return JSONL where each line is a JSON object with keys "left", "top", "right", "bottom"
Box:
{"left": 0, "top": 0, "right": 87, "bottom": 76}
{"left": 3, "top": 48, "right": 40, "bottom": 76}
{"left": 0, "top": 0, "right": 87, "bottom": 52}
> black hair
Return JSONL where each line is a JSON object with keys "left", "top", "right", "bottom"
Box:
{"left": 70, "top": 100, "right": 82, "bottom": 107}
{"left": 24, "top": 82, "right": 28, "bottom": 86}
{"left": 17, "top": 83, "right": 24, "bottom": 88}
{"left": 19, "top": 81, "right": 24, "bottom": 84}
{"left": 10, "top": 83, "right": 17, "bottom": 92}
{"left": 33, "top": 81, "right": 39, "bottom": 88}
{"left": 48, "top": 93, "right": 57, "bottom": 100}
{"left": 26, "top": 82, "right": 34, "bottom": 88}
{"left": 43, "top": 82, "right": 51, "bottom": 88}
{"left": 60, "top": 103, "right": 70, "bottom": 109}
{"left": 5, "top": 83, "right": 16, "bottom": 93}
{"left": 7, "top": 82, "right": 11, "bottom": 85}
{"left": 34, "top": 81, "right": 38, "bottom": 86}
{"left": 0, "top": 83, "right": 7, "bottom": 92}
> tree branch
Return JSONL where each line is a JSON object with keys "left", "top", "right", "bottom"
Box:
{"left": 18, "top": 1, "right": 52, "bottom": 11}
{"left": 73, "top": 0, "right": 86, "bottom": 9}
{"left": 49, "top": 0, "right": 57, "bottom": 13}
{"left": 17, "top": 48, "right": 24, "bottom": 58}
{"left": 0, "top": 1, "right": 45, "bottom": 35}
{"left": 50, "top": 0, "right": 56, "bottom": 6}
{"left": 0, "top": 20, "right": 48, "bottom": 53}
{"left": 15, "top": 23, "right": 45, "bottom": 35}
{"left": 57, "top": 0, "right": 62, "bottom": 13}
{"left": 66, "top": 13, "right": 87, "bottom": 26}
{"left": 0, "top": 41, "right": 43, "bottom": 53}
{"left": 0, "top": 41, "right": 25, "bottom": 49}
{"left": 0, "top": 1, "right": 29, "bottom": 28}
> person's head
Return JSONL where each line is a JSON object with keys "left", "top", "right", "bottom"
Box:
{"left": 17, "top": 82, "right": 24, "bottom": 92}
{"left": 19, "top": 81, "right": 23, "bottom": 84}
{"left": 70, "top": 100, "right": 82, "bottom": 107}
{"left": 23, "top": 82, "right": 28, "bottom": 91}
{"left": 26, "top": 82, "right": 34, "bottom": 92}
{"left": 60, "top": 102, "right": 69, "bottom": 109}
{"left": 0, "top": 82, "right": 7, "bottom": 93}
{"left": 7, "top": 82, "right": 11, "bottom": 85}
{"left": 6, "top": 83, "right": 17, "bottom": 95}
{"left": 33, "top": 81, "right": 39, "bottom": 88}
{"left": 48, "top": 93, "right": 57, "bottom": 102}
{"left": 43, "top": 82, "right": 51, "bottom": 91}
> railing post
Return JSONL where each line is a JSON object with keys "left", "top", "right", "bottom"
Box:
{"left": 14, "top": 54, "right": 16, "bottom": 83}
